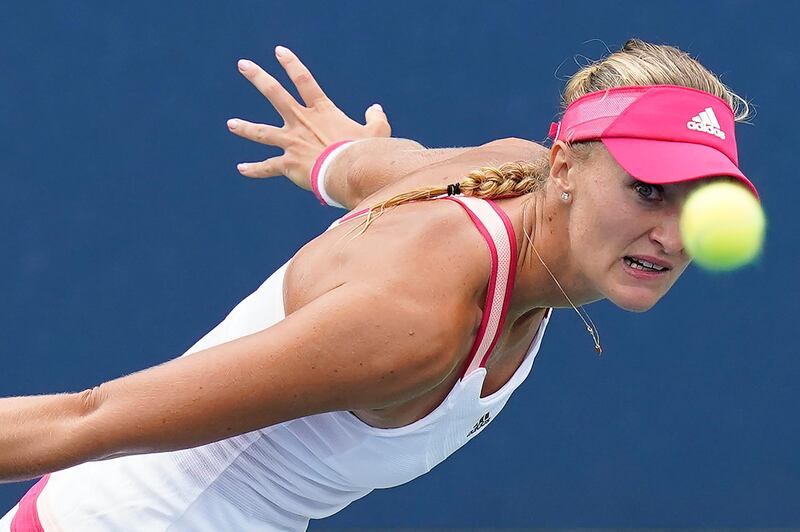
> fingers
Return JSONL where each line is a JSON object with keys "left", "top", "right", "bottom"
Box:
{"left": 227, "top": 118, "right": 285, "bottom": 146}
{"left": 237, "top": 59, "right": 299, "bottom": 123}
{"left": 236, "top": 156, "right": 287, "bottom": 179}
{"left": 274, "top": 46, "right": 329, "bottom": 107}
{"left": 364, "top": 104, "right": 391, "bottom": 137}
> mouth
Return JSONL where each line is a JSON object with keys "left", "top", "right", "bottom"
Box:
{"left": 622, "top": 256, "right": 671, "bottom": 280}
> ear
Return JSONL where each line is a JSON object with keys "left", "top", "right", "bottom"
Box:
{"left": 549, "top": 140, "right": 575, "bottom": 194}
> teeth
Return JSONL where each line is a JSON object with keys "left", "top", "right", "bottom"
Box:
{"left": 625, "top": 257, "right": 667, "bottom": 272}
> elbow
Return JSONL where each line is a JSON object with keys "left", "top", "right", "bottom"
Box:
{"left": 70, "top": 385, "right": 113, "bottom": 460}
{"left": 76, "top": 386, "right": 105, "bottom": 418}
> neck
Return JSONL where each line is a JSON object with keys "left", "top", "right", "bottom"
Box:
{"left": 497, "top": 184, "right": 603, "bottom": 324}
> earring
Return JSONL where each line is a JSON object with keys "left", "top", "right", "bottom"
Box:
{"left": 561, "top": 191, "right": 570, "bottom": 201}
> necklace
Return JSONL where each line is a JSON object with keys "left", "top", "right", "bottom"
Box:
{"left": 522, "top": 227, "right": 603, "bottom": 355}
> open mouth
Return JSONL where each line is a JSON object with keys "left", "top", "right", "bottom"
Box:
{"left": 622, "top": 256, "right": 670, "bottom": 279}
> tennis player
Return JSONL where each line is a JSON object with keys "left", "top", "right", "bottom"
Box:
{"left": 0, "top": 39, "right": 758, "bottom": 531}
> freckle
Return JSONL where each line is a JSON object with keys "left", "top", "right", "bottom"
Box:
{"left": 359, "top": 362, "right": 363, "bottom": 367}
{"left": 547, "top": 216, "right": 553, "bottom": 222}
{"left": 161, "top": 418, "right": 167, "bottom": 424}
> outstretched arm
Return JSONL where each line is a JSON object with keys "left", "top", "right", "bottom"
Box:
{"left": 0, "top": 276, "right": 469, "bottom": 484}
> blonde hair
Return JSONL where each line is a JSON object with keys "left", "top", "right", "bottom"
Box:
{"left": 353, "top": 38, "right": 751, "bottom": 235}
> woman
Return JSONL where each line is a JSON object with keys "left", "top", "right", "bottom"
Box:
{"left": 1, "top": 39, "right": 757, "bottom": 531}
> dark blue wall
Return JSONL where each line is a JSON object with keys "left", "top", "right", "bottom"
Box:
{"left": 1, "top": 1, "right": 797, "bottom": 528}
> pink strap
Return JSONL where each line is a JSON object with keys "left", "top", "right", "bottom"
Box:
{"left": 330, "top": 196, "right": 528, "bottom": 379}
{"left": 334, "top": 207, "right": 370, "bottom": 225}
{"left": 310, "top": 140, "right": 353, "bottom": 206}
{"left": 11, "top": 474, "right": 49, "bottom": 532}
{"left": 443, "top": 197, "right": 518, "bottom": 378}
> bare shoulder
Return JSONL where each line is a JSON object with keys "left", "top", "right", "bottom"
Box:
{"left": 286, "top": 199, "right": 491, "bottom": 374}
{"left": 478, "top": 137, "right": 549, "bottom": 160}
{"left": 409, "top": 137, "right": 547, "bottom": 171}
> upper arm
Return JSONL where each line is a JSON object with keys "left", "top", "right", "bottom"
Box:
{"left": 80, "top": 281, "right": 465, "bottom": 459}
{"left": 339, "top": 138, "right": 472, "bottom": 207}
{"left": 339, "top": 136, "right": 547, "bottom": 209}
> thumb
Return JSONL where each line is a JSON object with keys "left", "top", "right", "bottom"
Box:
{"left": 364, "top": 103, "right": 391, "bottom": 137}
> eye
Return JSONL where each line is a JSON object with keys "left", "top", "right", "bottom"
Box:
{"left": 633, "top": 181, "right": 663, "bottom": 202}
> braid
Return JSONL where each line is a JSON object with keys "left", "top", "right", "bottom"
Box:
{"left": 347, "top": 158, "right": 550, "bottom": 237}
{"left": 462, "top": 161, "right": 548, "bottom": 198}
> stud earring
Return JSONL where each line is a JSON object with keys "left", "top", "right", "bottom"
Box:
{"left": 561, "top": 191, "right": 570, "bottom": 201}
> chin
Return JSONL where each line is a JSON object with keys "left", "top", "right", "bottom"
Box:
{"left": 616, "top": 299, "right": 657, "bottom": 313}
{"left": 606, "top": 288, "right": 661, "bottom": 313}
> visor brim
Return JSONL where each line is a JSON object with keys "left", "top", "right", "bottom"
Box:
{"left": 602, "top": 138, "right": 759, "bottom": 199}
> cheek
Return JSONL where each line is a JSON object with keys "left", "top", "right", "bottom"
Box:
{"left": 570, "top": 193, "right": 639, "bottom": 258}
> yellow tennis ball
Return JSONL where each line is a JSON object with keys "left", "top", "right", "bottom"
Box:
{"left": 679, "top": 181, "right": 766, "bottom": 271}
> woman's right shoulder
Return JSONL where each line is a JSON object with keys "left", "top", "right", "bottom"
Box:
{"left": 474, "top": 138, "right": 549, "bottom": 165}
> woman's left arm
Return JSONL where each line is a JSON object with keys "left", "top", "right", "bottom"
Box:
{"left": 0, "top": 273, "right": 471, "bottom": 484}
{"left": 0, "top": 391, "right": 96, "bottom": 483}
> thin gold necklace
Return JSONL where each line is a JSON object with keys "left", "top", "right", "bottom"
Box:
{"left": 522, "top": 226, "right": 603, "bottom": 355}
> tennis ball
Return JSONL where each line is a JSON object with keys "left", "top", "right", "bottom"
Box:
{"left": 679, "top": 181, "right": 766, "bottom": 272}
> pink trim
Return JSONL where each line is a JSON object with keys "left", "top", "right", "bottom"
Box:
{"left": 11, "top": 474, "right": 50, "bottom": 532}
{"left": 479, "top": 200, "right": 519, "bottom": 368}
{"left": 310, "top": 140, "right": 353, "bottom": 206}
{"left": 443, "top": 198, "right": 499, "bottom": 379}
{"left": 335, "top": 207, "right": 370, "bottom": 224}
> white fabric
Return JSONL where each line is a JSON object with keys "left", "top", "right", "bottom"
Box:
{"left": 0, "top": 504, "right": 18, "bottom": 531}
{"left": 21, "top": 198, "right": 551, "bottom": 531}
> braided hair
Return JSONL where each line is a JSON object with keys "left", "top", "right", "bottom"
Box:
{"left": 348, "top": 159, "right": 550, "bottom": 236}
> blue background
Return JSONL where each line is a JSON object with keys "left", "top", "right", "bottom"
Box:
{"left": 1, "top": 1, "right": 797, "bottom": 529}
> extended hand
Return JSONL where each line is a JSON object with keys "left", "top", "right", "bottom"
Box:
{"left": 227, "top": 46, "right": 391, "bottom": 191}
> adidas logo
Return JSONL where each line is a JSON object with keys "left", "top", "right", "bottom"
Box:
{"left": 686, "top": 107, "right": 726, "bottom": 140}
{"left": 467, "top": 412, "right": 491, "bottom": 437}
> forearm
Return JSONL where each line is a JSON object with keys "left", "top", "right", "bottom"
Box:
{"left": 0, "top": 390, "right": 95, "bottom": 483}
{"left": 325, "top": 138, "right": 472, "bottom": 210}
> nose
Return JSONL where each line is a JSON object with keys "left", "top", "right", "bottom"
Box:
{"left": 649, "top": 210, "right": 685, "bottom": 256}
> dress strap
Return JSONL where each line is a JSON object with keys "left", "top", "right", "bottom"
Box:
{"left": 329, "top": 196, "right": 520, "bottom": 378}
{"left": 332, "top": 207, "right": 370, "bottom": 227}
{"left": 442, "top": 196, "right": 518, "bottom": 378}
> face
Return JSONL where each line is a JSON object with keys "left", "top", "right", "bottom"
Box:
{"left": 556, "top": 143, "right": 698, "bottom": 312}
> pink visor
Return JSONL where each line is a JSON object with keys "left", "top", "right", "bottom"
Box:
{"left": 548, "top": 85, "right": 759, "bottom": 199}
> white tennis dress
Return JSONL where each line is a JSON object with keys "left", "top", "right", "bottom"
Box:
{"left": 1, "top": 196, "right": 552, "bottom": 531}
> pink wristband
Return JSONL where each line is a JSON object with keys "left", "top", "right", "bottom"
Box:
{"left": 310, "top": 140, "right": 354, "bottom": 207}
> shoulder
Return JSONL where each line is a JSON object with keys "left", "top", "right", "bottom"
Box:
{"left": 410, "top": 138, "right": 547, "bottom": 174}
{"left": 327, "top": 199, "right": 493, "bottom": 356}
{"left": 477, "top": 137, "right": 549, "bottom": 159}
